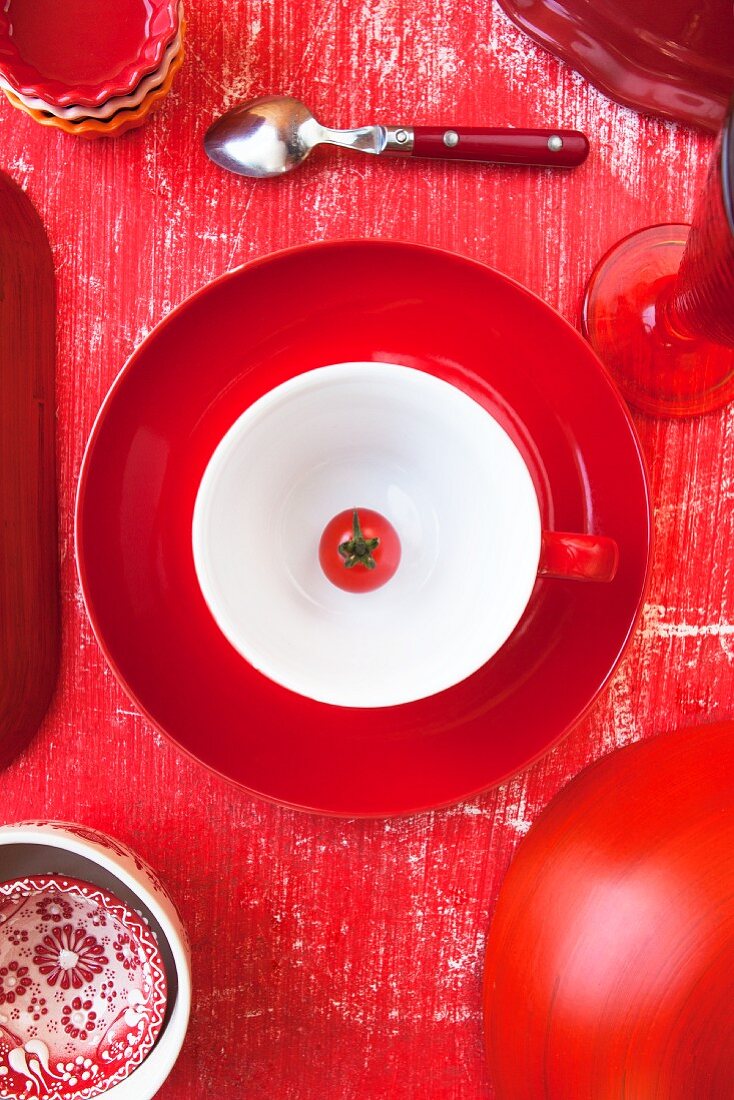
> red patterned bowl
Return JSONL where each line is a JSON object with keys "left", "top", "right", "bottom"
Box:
{"left": 0, "top": 0, "right": 179, "bottom": 109}
{"left": 0, "top": 875, "right": 167, "bottom": 1099}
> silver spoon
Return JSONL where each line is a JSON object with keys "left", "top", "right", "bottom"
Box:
{"left": 204, "top": 95, "right": 589, "bottom": 179}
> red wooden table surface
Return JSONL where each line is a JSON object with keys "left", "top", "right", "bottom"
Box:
{"left": 1, "top": 1, "right": 732, "bottom": 1096}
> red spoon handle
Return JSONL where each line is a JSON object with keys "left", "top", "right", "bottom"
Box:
{"left": 538, "top": 532, "right": 619, "bottom": 582}
{"left": 410, "top": 127, "right": 589, "bottom": 167}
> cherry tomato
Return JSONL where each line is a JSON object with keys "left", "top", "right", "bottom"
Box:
{"left": 319, "top": 507, "right": 401, "bottom": 592}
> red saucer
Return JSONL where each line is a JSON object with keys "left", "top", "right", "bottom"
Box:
{"left": 76, "top": 241, "right": 651, "bottom": 816}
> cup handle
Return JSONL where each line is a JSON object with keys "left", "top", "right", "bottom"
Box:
{"left": 539, "top": 531, "right": 619, "bottom": 582}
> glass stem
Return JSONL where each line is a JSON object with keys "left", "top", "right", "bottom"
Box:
{"left": 660, "top": 280, "right": 701, "bottom": 343}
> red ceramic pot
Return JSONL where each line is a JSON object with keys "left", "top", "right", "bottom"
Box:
{"left": 484, "top": 721, "right": 734, "bottom": 1099}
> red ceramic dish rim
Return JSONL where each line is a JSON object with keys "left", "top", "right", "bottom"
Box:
{"left": 494, "top": 0, "right": 732, "bottom": 132}
{"left": 0, "top": 0, "right": 179, "bottom": 108}
{"left": 74, "top": 239, "right": 653, "bottom": 818}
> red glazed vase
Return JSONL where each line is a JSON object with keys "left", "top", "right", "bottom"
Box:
{"left": 484, "top": 721, "right": 734, "bottom": 1099}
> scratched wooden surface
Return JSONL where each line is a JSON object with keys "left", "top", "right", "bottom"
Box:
{"left": 0, "top": 0, "right": 732, "bottom": 1096}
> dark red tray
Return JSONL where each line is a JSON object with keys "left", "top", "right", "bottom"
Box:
{"left": 0, "top": 172, "right": 58, "bottom": 767}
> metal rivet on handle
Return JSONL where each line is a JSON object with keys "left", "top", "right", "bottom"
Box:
{"left": 443, "top": 130, "right": 460, "bottom": 148}
{"left": 547, "top": 135, "right": 564, "bottom": 152}
{"left": 395, "top": 129, "right": 409, "bottom": 144}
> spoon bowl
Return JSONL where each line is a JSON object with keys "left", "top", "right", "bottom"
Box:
{"left": 205, "top": 95, "right": 321, "bottom": 178}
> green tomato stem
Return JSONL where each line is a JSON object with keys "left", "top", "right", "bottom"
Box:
{"left": 338, "top": 509, "right": 380, "bottom": 570}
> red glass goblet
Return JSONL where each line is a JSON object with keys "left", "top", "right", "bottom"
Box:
{"left": 582, "top": 100, "right": 734, "bottom": 416}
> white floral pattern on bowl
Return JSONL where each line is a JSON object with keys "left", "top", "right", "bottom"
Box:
{"left": 0, "top": 822, "right": 190, "bottom": 1100}
{"left": 0, "top": 876, "right": 167, "bottom": 1100}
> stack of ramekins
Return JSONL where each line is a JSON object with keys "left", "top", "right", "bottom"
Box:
{"left": 0, "top": 0, "right": 183, "bottom": 138}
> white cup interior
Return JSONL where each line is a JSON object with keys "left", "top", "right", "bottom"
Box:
{"left": 192, "top": 362, "right": 542, "bottom": 708}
